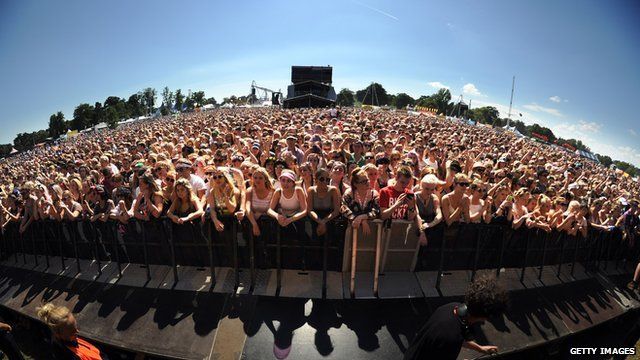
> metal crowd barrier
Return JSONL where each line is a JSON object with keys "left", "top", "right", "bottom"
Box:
{"left": 0, "top": 217, "right": 632, "bottom": 297}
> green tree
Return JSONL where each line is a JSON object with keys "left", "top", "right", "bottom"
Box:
{"left": 192, "top": 91, "right": 206, "bottom": 107}
{"left": 596, "top": 154, "right": 613, "bottom": 168}
{"left": 71, "top": 103, "right": 95, "bottom": 130}
{"left": 105, "top": 107, "right": 119, "bottom": 129}
{"left": 392, "top": 93, "right": 415, "bottom": 109}
{"left": 467, "top": 106, "right": 499, "bottom": 125}
{"left": 127, "top": 94, "right": 145, "bottom": 117}
{"left": 356, "top": 83, "right": 389, "bottom": 105}
{"left": 161, "top": 86, "right": 174, "bottom": 112}
{"left": 336, "top": 88, "right": 355, "bottom": 107}
{"left": 141, "top": 88, "right": 156, "bottom": 115}
{"left": 205, "top": 96, "right": 217, "bottom": 105}
{"left": 174, "top": 89, "right": 184, "bottom": 111}
{"left": 0, "top": 144, "right": 12, "bottom": 157}
{"left": 431, "top": 88, "right": 452, "bottom": 115}
{"left": 48, "top": 111, "right": 67, "bottom": 138}
{"left": 526, "top": 123, "right": 556, "bottom": 142}
{"left": 93, "top": 102, "right": 104, "bottom": 126}
{"left": 184, "top": 93, "right": 195, "bottom": 111}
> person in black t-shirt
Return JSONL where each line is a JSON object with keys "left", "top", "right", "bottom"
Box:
{"left": 404, "top": 276, "right": 508, "bottom": 360}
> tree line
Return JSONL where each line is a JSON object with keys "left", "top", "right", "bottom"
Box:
{"left": 2, "top": 87, "right": 216, "bottom": 154}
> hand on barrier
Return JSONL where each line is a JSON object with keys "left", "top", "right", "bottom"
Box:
{"left": 235, "top": 210, "right": 245, "bottom": 222}
{"left": 361, "top": 220, "right": 371, "bottom": 236}
{"left": 252, "top": 223, "right": 261, "bottom": 236}
{"left": 480, "top": 345, "right": 498, "bottom": 355}
{"left": 0, "top": 322, "right": 12, "bottom": 332}
{"left": 214, "top": 219, "right": 225, "bottom": 232}
{"left": 419, "top": 232, "right": 428, "bottom": 246}
{"left": 317, "top": 221, "right": 327, "bottom": 236}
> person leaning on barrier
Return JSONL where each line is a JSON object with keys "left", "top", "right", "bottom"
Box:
{"left": 267, "top": 170, "right": 308, "bottom": 228}
{"left": 166, "top": 178, "right": 204, "bottom": 225}
{"left": 380, "top": 165, "right": 417, "bottom": 221}
{"left": 404, "top": 276, "right": 509, "bottom": 360}
{"left": 245, "top": 167, "right": 275, "bottom": 237}
{"left": 205, "top": 167, "right": 239, "bottom": 232}
{"left": 415, "top": 174, "right": 443, "bottom": 245}
{"left": 341, "top": 168, "right": 380, "bottom": 236}
{"left": 307, "top": 168, "right": 341, "bottom": 237}
{"left": 37, "top": 302, "right": 109, "bottom": 360}
{"left": 132, "top": 174, "right": 164, "bottom": 221}
{"left": 442, "top": 173, "right": 470, "bottom": 226}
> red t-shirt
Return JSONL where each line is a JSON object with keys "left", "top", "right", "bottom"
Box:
{"left": 379, "top": 186, "right": 413, "bottom": 219}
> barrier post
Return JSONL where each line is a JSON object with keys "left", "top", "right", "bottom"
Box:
{"left": 276, "top": 225, "right": 282, "bottom": 295}
{"left": 140, "top": 221, "right": 151, "bottom": 281}
{"left": 57, "top": 223, "right": 65, "bottom": 270}
{"left": 206, "top": 221, "right": 216, "bottom": 287}
{"left": 31, "top": 225, "right": 38, "bottom": 267}
{"left": 557, "top": 233, "right": 565, "bottom": 277}
{"left": 496, "top": 227, "right": 507, "bottom": 277}
{"left": 232, "top": 220, "right": 239, "bottom": 289}
{"left": 89, "top": 222, "right": 101, "bottom": 275}
{"left": 246, "top": 221, "right": 256, "bottom": 291}
{"left": 168, "top": 220, "right": 178, "bottom": 283}
{"left": 373, "top": 221, "right": 382, "bottom": 296}
{"left": 471, "top": 225, "right": 483, "bottom": 281}
{"left": 571, "top": 233, "right": 580, "bottom": 276}
{"left": 110, "top": 221, "right": 122, "bottom": 277}
{"left": 321, "top": 224, "right": 328, "bottom": 299}
{"left": 539, "top": 231, "right": 549, "bottom": 280}
{"left": 20, "top": 232, "right": 26, "bottom": 264}
{"left": 436, "top": 231, "right": 447, "bottom": 289}
{"left": 520, "top": 229, "right": 532, "bottom": 282}
{"left": 42, "top": 222, "right": 50, "bottom": 268}
{"left": 350, "top": 227, "right": 358, "bottom": 298}
{"left": 70, "top": 223, "right": 81, "bottom": 273}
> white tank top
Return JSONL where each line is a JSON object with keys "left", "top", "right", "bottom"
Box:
{"left": 469, "top": 201, "right": 484, "bottom": 222}
{"left": 279, "top": 189, "right": 300, "bottom": 216}
{"left": 251, "top": 189, "right": 273, "bottom": 216}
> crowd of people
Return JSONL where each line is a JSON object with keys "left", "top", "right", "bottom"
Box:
{"left": 0, "top": 106, "right": 639, "bottom": 359}
{"left": 0, "top": 107, "right": 639, "bottom": 278}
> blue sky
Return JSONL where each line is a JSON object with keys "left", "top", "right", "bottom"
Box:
{"left": 1, "top": 0, "right": 639, "bottom": 165}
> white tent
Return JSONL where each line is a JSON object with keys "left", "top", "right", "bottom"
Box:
{"left": 9, "top": 148, "right": 18, "bottom": 154}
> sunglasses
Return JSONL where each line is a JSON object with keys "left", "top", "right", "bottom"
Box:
{"left": 205, "top": 172, "right": 215, "bottom": 176}
{"left": 355, "top": 179, "right": 368, "bottom": 185}
{"left": 456, "top": 182, "right": 470, "bottom": 187}
{"left": 365, "top": 156, "right": 374, "bottom": 160}
{"left": 317, "top": 177, "right": 330, "bottom": 183}
{"left": 211, "top": 175, "right": 225, "bottom": 180}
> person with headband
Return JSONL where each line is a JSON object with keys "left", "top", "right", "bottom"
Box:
{"left": 37, "top": 302, "right": 108, "bottom": 359}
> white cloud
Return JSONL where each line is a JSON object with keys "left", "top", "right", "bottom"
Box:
{"left": 549, "top": 96, "right": 562, "bottom": 103}
{"left": 629, "top": 129, "right": 637, "bottom": 137}
{"left": 577, "top": 120, "right": 602, "bottom": 133}
{"left": 522, "top": 103, "right": 563, "bottom": 117}
{"left": 427, "top": 81, "right": 449, "bottom": 90}
{"left": 462, "top": 83, "right": 484, "bottom": 97}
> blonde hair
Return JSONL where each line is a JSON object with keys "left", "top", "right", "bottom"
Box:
{"left": 37, "top": 303, "right": 71, "bottom": 334}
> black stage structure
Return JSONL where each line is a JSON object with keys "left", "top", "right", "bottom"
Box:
{"left": 0, "top": 218, "right": 638, "bottom": 359}
{"left": 283, "top": 66, "right": 337, "bottom": 108}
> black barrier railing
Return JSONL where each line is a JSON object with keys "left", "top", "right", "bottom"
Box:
{"left": 0, "top": 217, "right": 633, "bottom": 297}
